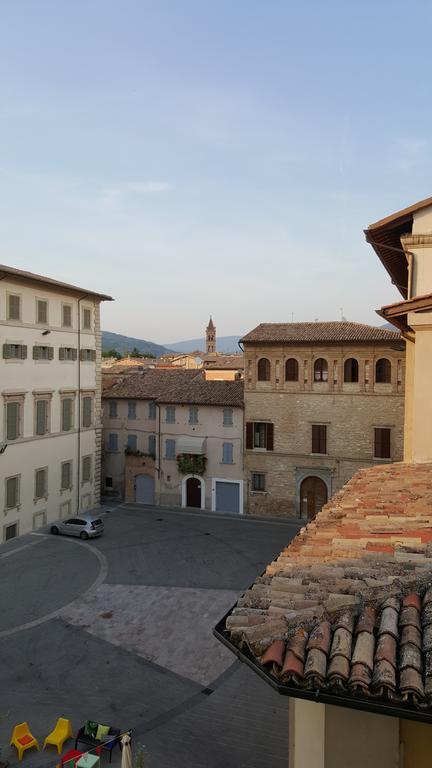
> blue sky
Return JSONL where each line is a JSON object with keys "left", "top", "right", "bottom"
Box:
{"left": 1, "top": 1, "right": 431, "bottom": 342}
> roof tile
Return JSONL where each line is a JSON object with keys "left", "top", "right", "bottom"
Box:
{"left": 241, "top": 321, "right": 401, "bottom": 345}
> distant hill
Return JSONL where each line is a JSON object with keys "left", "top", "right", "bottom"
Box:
{"left": 167, "top": 335, "right": 242, "bottom": 353}
{"left": 102, "top": 331, "right": 173, "bottom": 357}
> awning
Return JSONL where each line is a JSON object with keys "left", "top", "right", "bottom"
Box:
{"left": 176, "top": 436, "right": 206, "bottom": 455}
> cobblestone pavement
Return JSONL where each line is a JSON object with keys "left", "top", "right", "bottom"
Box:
{"left": 0, "top": 505, "right": 302, "bottom": 767}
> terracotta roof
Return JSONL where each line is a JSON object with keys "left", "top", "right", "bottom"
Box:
{"left": 103, "top": 368, "right": 244, "bottom": 407}
{"left": 377, "top": 293, "right": 432, "bottom": 335}
{"left": 241, "top": 322, "right": 401, "bottom": 345}
{"left": 203, "top": 354, "right": 244, "bottom": 370}
{"left": 217, "top": 463, "right": 432, "bottom": 721}
{"left": 0, "top": 263, "right": 113, "bottom": 301}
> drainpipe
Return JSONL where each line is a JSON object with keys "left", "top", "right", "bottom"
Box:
{"left": 76, "top": 294, "right": 88, "bottom": 513}
{"left": 155, "top": 401, "right": 161, "bottom": 478}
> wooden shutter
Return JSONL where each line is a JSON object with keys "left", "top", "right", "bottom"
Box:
{"left": 20, "top": 345, "right": 27, "bottom": 359}
{"left": 61, "top": 462, "right": 71, "bottom": 489}
{"left": 382, "top": 429, "right": 390, "bottom": 458}
{"left": 71, "top": 348, "right": 78, "bottom": 361}
{"left": 6, "top": 402, "right": 19, "bottom": 440}
{"left": 320, "top": 425, "right": 327, "bottom": 454}
{"left": 48, "top": 347, "right": 54, "bottom": 360}
{"left": 33, "top": 346, "right": 41, "bottom": 360}
{"left": 63, "top": 305, "right": 72, "bottom": 327}
{"left": 35, "top": 469, "right": 46, "bottom": 498}
{"left": 59, "top": 348, "right": 65, "bottom": 361}
{"left": 3, "top": 344, "right": 11, "bottom": 359}
{"left": 36, "top": 400, "right": 47, "bottom": 435}
{"left": 37, "top": 300, "right": 48, "bottom": 324}
{"left": 246, "top": 422, "right": 253, "bottom": 449}
{"left": 8, "top": 295, "right": 20, "bottom": 320}
{"left": 62, "top": 398, "right": 72, "bottom": 431}
{"left": 82, "top": 456, "right": 91, "bottom": 482}
{"left": 266, "top": 423, "right": 274, "bottom": 451}
{"left": 148, "top": 435, "right": 156, "bottom": 455}
{"left": 312, "top": 425, "right": 326, "bottom": 454}
{"left": 6, "top": 476, "right": 18, "bottom": 508}
{"left": 82, "top": 397, "right": 92, "bottom": 428}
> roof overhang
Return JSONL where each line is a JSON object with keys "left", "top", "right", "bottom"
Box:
{"left": 0, "top": 264, "right": 113, "bottom": 301}
{"left": 377, "top": 292, "right": 432, "bottom": 339}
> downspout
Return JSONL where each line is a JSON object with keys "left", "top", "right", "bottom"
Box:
{"left": 76, "top": 294, "right": 88, "bottom": 513}
{"left": 155, "top": 401, "right": 161, "bottom": 478}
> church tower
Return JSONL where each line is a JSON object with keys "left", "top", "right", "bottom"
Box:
{"left": 206, "top": 316, "right": 216, "bottom": 354}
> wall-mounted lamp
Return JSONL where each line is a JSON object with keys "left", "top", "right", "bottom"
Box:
{"left": 0, "top": 442, "right": 7, "bottom": 455}
{"left": 42, "top": 329, "right": 51, "bottom": 336}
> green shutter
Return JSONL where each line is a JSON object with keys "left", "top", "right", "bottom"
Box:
{"left": 37, "top": 300, "right": 48, "bottom": 324}
{"left": 48, "top": 347, "right": 54, "bottom": 360}
{"left": 6, "top": 402, "right": 19, "bottom": 440}
{"left": 33, "top": 346, "right": 40, "bottom": 360}
{"left": 3, "top": 344, "right": 11, "bottom": 359}
{"left": 82, "top": 397, "right": 92, "bottom": 428}
{"left": 62, "top": 398, "right": 72, "bottom": 431}
{"left": 59, "top": 348, "right": 65, "bottom": 361}
{"left": 61, "top": 461, "right": 71, "bottom": 489}
{"left": 35, "top": 469, "right": 46, "bottom": 498}
{"left": 36, "top": 400, "right": 48, "bottom": 435}
{"left": 6, "top": 476, "right": 18, "bottom": 508}
{"left": 8, "top": 295, "right": 20, "bottom": 320}
{"left": 72, "top": 348, "right": 78, "bottom": 361}
{"left": 20, "top": 345, "right": 27, "bottom": 359}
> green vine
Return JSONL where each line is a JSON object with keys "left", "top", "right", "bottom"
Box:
{"left": 125, "top": 447, "right": 155, "bottom": 459}
{"left": 177, "top": 453, "right": 207, "bottom": 475}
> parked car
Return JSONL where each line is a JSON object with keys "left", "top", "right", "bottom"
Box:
{"left": 51, "top": 514, "right": 104, "bottom": 539}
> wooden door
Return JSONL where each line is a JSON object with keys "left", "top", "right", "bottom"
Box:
{"left": 186, "top": 477, "right": 202, "bottom": 507}
{"left": 300, "top": 476, "right": 328, "bottom": 519}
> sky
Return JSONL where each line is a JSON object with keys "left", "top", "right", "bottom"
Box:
{"left": 1, "top": 1, "right": 431, "bottom": 343}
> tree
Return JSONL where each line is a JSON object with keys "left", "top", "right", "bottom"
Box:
{"left": 102, "top": 348, "right": 121, "bottom": 359}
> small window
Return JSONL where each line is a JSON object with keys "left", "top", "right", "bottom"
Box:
{"left": 257, "top": 358, "right": 271, "bottom": 381}
{"left": 33, "top": 345, "right": 53, "bottom": 361}
{"left": 36, "top": 299, "right": 48, "bottom": 325}
{"left": 375, "top": 358, "right": 391, "bottom": 384}
{"left": 222, "top": 442, "right": 234, "bottom": 464}
{"left": 285, "top": 358, "right": 299, "bottom": 382}
{"left": 61, "top": 461, "right": 72, "bottom": 490}
{"left": 82, "top": 396, "right": 93, "bottom": 428}
{"left": 374, "top": 428, "right": 391, "bottom": 459}
{"left": 80, "top": 348, "right": 96, "bottom": 362}
{"left": 82, "top": 308, "right": 92, "bottom": 330}
{"left": 344, "top": 358, "right": 359, "bottom": 383}
{"left": 61, "top": 397, "right": 74, "bottom": 431}
{"left": 82, "top": 455, "right": 92, "bottom": 483}
{"left": 7, "top": 294, "right": 21, "bottom": 321}
{"left": 4, "top": 522, "right": 18, "bottom": 541}
{"left": 108, "top": 433, "right": 118, "bottom": 451}
{"left": 252, "top": 473, "right": 266, "bottom": 492}
{"left": 166, "top": 405, "right": 176, "bottom": 423}
{"left": 314, "top": 359, "right": 328, "bottom": 382}
{"left": 128, "top": 401, "right": 136, "bottom": 420}
{"left": 109, "top": 400, "right": 117, "bottom": 418}
{"left": 35, "top": 468, "right": 48, "bottom": 500}
{"left": 148, "top": 434, "right": 156, "bottom": 456}
{"left": 105, "top": 476, "right": 113, "bottom": 488}
{"left": 3, "top": 343, "right": 27, "bottom": 359}
{"left": 59, "top": 347, "right": 77, "bottom": 361}
{"left": 165, "top": 438, "right": 176, "bottom": 459}
{"left": 223, "top": 408, "right": 233, "bottom": 426}
{"left": 62, "top": 304, "right": 72, "bottom": 328}
{"left": 5, "top": 475, "right": 20, "bottom": 509}
{"left": 35, "top": 399, "right": 49, "bottom": 435}
{"left": 312, "top": 424, "right": 327, "bottom": 454}
{"left": 189, "top": 406, "right": 198, "bottom": 424}
{"left": 127, "top": 434, "right": 137, "bottom": 451}
{"left": 148, "top": 401, "right": 156, "bottom": 420}
{"left": 246, "top": 422, "right": 274, "bottom": 451}
{"left": 6, "top": 401, "right": 20, "bottom": 440}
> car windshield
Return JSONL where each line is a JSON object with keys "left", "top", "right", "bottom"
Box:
{"left": 91, "top": 519, "right": 103, "bottom": 526}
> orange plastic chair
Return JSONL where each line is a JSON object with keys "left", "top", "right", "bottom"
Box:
{"left": 43, "top": 717, "right": 73, "bottom": 754}
{"left": 10, "top": 722, "right": 40, "bottom": 761}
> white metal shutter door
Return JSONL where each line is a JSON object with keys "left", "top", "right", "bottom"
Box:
{"left": 215, "top": 481, "right": 240, "bottom": 513}
{"left": 135, "top": 474, "right": 155, "bottom": 504}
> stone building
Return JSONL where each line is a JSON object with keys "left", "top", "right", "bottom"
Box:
{"left": 102, "top": 368, "right": 244, "bottom": 513}
{"left": 242, "top": 321, "right": 405, "bottom": 518}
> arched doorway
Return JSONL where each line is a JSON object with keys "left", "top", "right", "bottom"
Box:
{"left": 186, "top": 477, "right": 202, "bottom": 508}
{"left": 300, "top": 476, "right": 328, "bottom": 519}
{"left": 135, "top": 474, "right": 155, "bottom": 505}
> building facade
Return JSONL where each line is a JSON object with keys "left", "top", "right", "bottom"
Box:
{"left": 242, "top": 321, "right": 405, "bottom": 518}
{"left": 102, "top": 369, "right": 244, "bottom": 513}
{"left": 0, "top": 264, "right": 112, "bottom": 541}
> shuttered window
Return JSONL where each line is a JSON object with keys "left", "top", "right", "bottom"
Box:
{"left": 246, "top": 422, "right": 274, "bottom": 451}
{"left": 165, "top": 439, "right": 176, "bottom": 459}
{"left": 35, "top": 399, "right": 49, "bottom": 435}
{"left": 62, "top": 304, "right": 72, "bottom": 327}
{"left": 127, "top": 434, "right": 137, "bottom": 451}
{"left": 312, "top": 425, "right": 327, "bottom": 454}
{"left": 223, "top": 408, "right": 233, "bottom": 426}
{"left": 61, "top": 398, "right": 73, "bottom": 431}
{"left": 33, "top": 345, "right": 54, "bottom": 360}
{"left": 222, "top": 442, "right": 234, "bottom": 464}
{"left": 189, "top": 406, "right": 198, "bottom": 424}
{"left": 109, "top": 400, "right": 117, "bottom": 418}
{"left": 166, "top": 406, "right": 175, "bottom": 423}
{"left": 6, "top": 476, "right": 19, "bottom": 508}
{"left": 61, "top": 461, "right": 72, "bottom": 490}
{"left": 3, "top": 343, "right": 27, "bottom": 359}
{"left": 59, "top": 347, "right": 77, "bottom": 361}
{"left": 82, "top": 308, "right": 92, "bottom": 329}
{"left": 4, "top": 523, "right": 18, "bottom": 540}
{"left": 7, "top": 294, "right": 21, "bottom": 320}
{"left": 108, "top": 433, "right": 118, "bottom": 451}
{"left": 6, "top": 402, "right": 20, "bottom": 440}
{"left": 374, "top": 428, "right": 391, "bottom": 459}
{"left": 35, "top": 468, "right": 47, "bottom": 499}
{"left": 82, "top": 455, "right": 92, "bottom": 482}
{"left": 128, "top": 401, "right": 136, "bottom": 420}
{"left": 82, "top": 396, "right": 93, "bottom": 428}
{"left": 148, "top": 401, "right": 156, "bottom": 419}
{"left": 148, "top": 435, "right": 156, "bottom": 456}
{"left": 80, "top": 348, "right": 96, "bottom": 361}
{"left": 36, "top": 299, "right": 48, "bottom": 325}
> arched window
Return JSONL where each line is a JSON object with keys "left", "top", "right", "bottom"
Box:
{"left": 257, "top": 358, "right": 271, "bottom": 381}
{"left": 314, "top": 358, "right": 328, "bottom": 382}
{"left": 344, "top": 358, "right": 359, "bottom": 383}
{"left": 375, "top": 358, "right": 391, "bottom": 384}
{"left": 285, "top": 358, "right": 299, "bottom": 382}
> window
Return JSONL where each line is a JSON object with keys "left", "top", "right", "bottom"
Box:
{"left": 314, "top": 359, "right": 328, "bottom": 382}
{"left": 257, "top": 358, "right": 271, "bottom": 381}
{"left": 374, "top": 428, "right": 391, "bottom": 459}
{"left": 59, "top": 347, "right": 77, "bottom": 361}
{"left": 165, "top": 438, "right": 176, "bottom": 459}
{"left": 80, "top": 348, "right": 96, "bottom": 362}
{"left": 312, "top": 424, "right": 327, "bottom": 454}
{"left": 3, "top": 343, "right": 27, "bottom": 359}
{"left": 166, "top": 406, "right": 176, "bottom": 423}
{"left": 148, "top": 434, "right": 156, "bottom": 456}
{"left": 285, "top": 358, "right": 299, "bottom": 382}
{"left": 6, "top": 401, "right": 21, "bottom": 440}
{"left": 189, "top": 406, "right": 198, "bottom": 424}
{"left": 35, "top": 468, "right": 48, "bottom": 500}
{"left": 246, "top": 422, "right": 274, "bottom": 451}
{"left": 7, "top": 294, "right": 21, "bottom": 321}
{"left": 61, "top": 461, "right": 72, "bottom": 490}
{"left": 61, "top": 397, "right": 74, "bottom": 431}
{"left": 127, "top": 434, "right": 137, "bottom": 451}
{"left": 33, "top": 345, "right": 54, "bottom": 361}
{"left": 105, "top": 476, "right": 113, "bottom": 488}
{"left": 148, "top": 401, "right": 156, "bottom": 420}
{"left": 128, "top": 401, "right": 136, "bottom": 420}
{"left": 82, "top": 307, "right": 92, "bottom": 330}
{"left": 35, "top": 399, "right": 49, "bottom": 435}
{"left": 36, "top": 299, "right": 48, "bottom": 325}
{"left": 82, "top": 396, "right": 93, "bottom": 428}
{"left": 5, "top": 475, "right": 19, "bottom": 509}
{"left": 223, "top": 408, "right": 233, "bottom": 426}
{"left": 108, "top": 433, "right": 118, "bottom": 451}
{"left": 82, "top": 455, "right": 92, "bottom": 483}
{"left": 62, "top": 304, "right": 72, "bottom": 328}
{"left": 344, "top": 358, "right": 359, "bottom": 383}
{"left": 252, "top": 473, "right": 266, "bottom": 492}
{"left": 4, "top": 522, "right": 18, "bottom": 541}
{"left": 109, "top": 400, "right": 117, "bottom": 418}
{"left": 222, "top": 442, "right": 234, "bottom": 464}
{"left": 375, "top": 358, "right": 391, "bottom": 384}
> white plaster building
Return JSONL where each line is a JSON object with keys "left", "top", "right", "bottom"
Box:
{"left": 0, "top": 264, "right": 112, "bottom": 541}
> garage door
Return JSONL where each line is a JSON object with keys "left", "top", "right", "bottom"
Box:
{"left": 135, "top": 474, "right": 155, "bottom": 505}
{"left": 215, "top": 481, "right": 240, "bottom": 513}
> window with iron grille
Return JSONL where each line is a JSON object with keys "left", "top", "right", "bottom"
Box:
{"left": 166, "top": 406, "right": 176, "bottom": 423}
{"left": 252, "top": 473, "right": 266, "bottom": 492}
{"left": 374, "top": 428, "right": 391, "bottom": 459}
{"left": 222, "top": 442, "right": 234, "bottom": 464}
{"left": 35, "top": 399, "right": 49, "bottom": 435}
{"left": 189, "top": 406, "right": 198, "bottom": 424}
{"left": 3, "top": 343, "right": 27, "bottom": 359}
{"left": 82, "top": 396, "right": 93, "bottom": 428}
{"left": 61, "top": 461, "right": 72, "bottom": 490}
{"left": 82, "top": 308, "right": 92, "bottom": 330}
{"left": 36, "top": 299, "right": 48, "bottom": 325}
{"left": 312, "top": 424, "right": 327, "bottom": 454}
{"left": 62, "top": 304, "right": 72, "bottom": 327}
{"left": 61, "top": 397, "right": 74, "bottom": 431}
{"left": 5, "top": 475, "right": 20, "bottom": 509}
{"left": 223, "top": 408, "right": 233, "bottom": 426}
{"left": 7, "top": 294, "right": 21, "bottom": 321}
{"left": 4, "top": 522, "right": 18, "bottom": 541}
{"left": 6, "top": 401, "right": 21, "bottom": 440}
{"left": 82, "top": 455, "right": 92, "bottom": 483}
{"left": 109, "top": 400, "right": 117, "bottom": 418}
{"left": 35, "top": 468, "right": 48, "bottom": 500}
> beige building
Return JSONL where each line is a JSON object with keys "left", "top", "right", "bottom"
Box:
{"left": 242, "top": 321, "right": 405, "bottom": 518}
{"left": 0, "top": 264, "right": 112, "bottom": 541}
{"left": 102, "top": 369, "right": 244, "bottom": 513}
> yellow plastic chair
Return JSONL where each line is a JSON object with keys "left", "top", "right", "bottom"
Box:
{"left": 10, "top": 722, "right": 40, "bottom": 761}
{"left": 43, "top": 718, "right": 73, "bottom": 754}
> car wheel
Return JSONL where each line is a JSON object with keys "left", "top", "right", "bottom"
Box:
{"left": 51, "top": 526, "right": 59, "bottom": 535}
{"left": 80, "top": 531, "right": 89, "bottom": 540}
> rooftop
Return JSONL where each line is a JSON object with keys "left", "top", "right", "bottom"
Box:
{"left": 0, "top": 263, "right": 113, "bottom": 301}
{"left": 241, "top": 321, "right": 401, "bottom": 345}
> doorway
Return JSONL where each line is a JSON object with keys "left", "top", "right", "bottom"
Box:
{"left": 300, "top": 476, "right": 328, "bottom": 519}
{"left": 186, "top": 477, "right": 202, "bottom": 508}
{"left": 135, "top": 474, "right": 155, "bottom": 505}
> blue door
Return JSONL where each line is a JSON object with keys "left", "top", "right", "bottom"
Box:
{"left": 135, "top": 474, "right": 155, "bottom": 505}
{"left": 215, "top": 481, "right": 240, "bottom": 513}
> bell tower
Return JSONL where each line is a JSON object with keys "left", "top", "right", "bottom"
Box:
{"left": 206, "top": 316, "right": 216, "bottom": 354}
